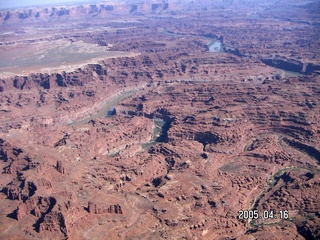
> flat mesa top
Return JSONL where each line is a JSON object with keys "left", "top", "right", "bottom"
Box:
{"left": 0, "top": 0, "right": 90, "bottom": 9}
{"left": 0, "top": 39, "right": 138, "bottom": 77}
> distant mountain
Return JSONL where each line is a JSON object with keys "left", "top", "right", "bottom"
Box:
{"left": 0, "top": 0, "right": 313, "bottom": 25}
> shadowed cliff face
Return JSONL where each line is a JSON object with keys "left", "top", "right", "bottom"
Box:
{"left": 195, "top": 131, "right": 219, "bottom": 151}
{"left": 261, "top": 58, "right": 304, "bottom": 73}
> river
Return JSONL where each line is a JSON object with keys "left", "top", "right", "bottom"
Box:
{"left": 162, "top": 29, "right": 223, "bottom": 53}
{"left": 69, "top": 89, "right": 139, "bottom": 125}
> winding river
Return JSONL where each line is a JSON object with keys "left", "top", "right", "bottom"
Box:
{"left": 162, "top": 29, "right": 224, "bottom": 53}
{"left": 69, "top": 88, "right": 140, "bottom": 125}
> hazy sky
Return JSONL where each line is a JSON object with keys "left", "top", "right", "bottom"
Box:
{"left": 0, "top": 0, "right": 90, "bottom": 9}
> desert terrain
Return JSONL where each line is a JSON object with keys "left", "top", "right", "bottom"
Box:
{"left": 0, "top": 0, "right": 319, "bottom": 239}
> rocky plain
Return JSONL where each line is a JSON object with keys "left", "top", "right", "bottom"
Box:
{"left": 0, "top": 0, "right": 319, "bottom": 239}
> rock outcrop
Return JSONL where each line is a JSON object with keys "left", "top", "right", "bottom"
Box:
{"left": 56, "top": 161, "right": 65, "bottom": 174}
{"left": 87, "top": 202, "right": 123, "bottom": 215}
